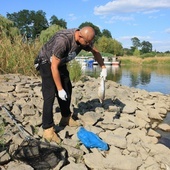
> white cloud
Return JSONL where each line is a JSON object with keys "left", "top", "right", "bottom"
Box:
{"left": 165, "top": 28, "right": 170, "bottom": 33}
{"left": 109, "top": 15, "right": 134, "bottom": 22}
{"left": 68, "top": 13, "right": 78, "bottom": 21}
{"left": 151, "top": 40, "right": 170, "bottom": 51}
{"left": 143, "top": 9, "right": 160, "bottom": 14}
{"left": 119, "top": 35, "right": 151, "bottom": 41}
{"left": 148, "top": 15, "right": 158, "bottom": 19}
{"left": 94, "top": 0, "right": 170, "bottom": 15}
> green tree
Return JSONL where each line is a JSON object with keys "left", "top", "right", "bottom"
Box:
{"left": 7, "top": 10, "right": 49, "bottom": 39}
{"left": 0, "top": 15, "right": 19, "bottom": 40}
{"left": 141, "top": 41, "right": 152, "bottom": 53}
{"left": 133, "top": 49, "right": 140, "bottom": 57}
{"left": 112, "top": 39, "right": 123, "bottom": 56}
{"left": 49, "top": 15, "right": 67, "bottom": 28}
{"left": 39, "top": 24, "right": 64, "bottom": 44}
{"left": 7, "top": 10, "right": 33, "bottom": 37}
{"left": 102, "top": 29, "right": 112, "bottom": 38}
{"left": 131, "top": 37, "right": 141, "bottom": 49}
{"left": 96, "top": 36, "right": 113, "bottom": 53}
{"left": 31, "top": 10, "right": 49, "bottom": 38}
{"left": 96, "top": 36, "right": 123, "bottom": 55}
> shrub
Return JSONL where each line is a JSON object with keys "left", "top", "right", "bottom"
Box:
{"left": 140, "top": 52, "right": 156, "bottom": 59}
{"left": 67, "top": 60, "right": 82, "bottom": 82}
{"left": 39, "top": 24, "right": 64, "bottom": 44}
{"left": 0, "top": 122, "right": 5, "bottom": 150}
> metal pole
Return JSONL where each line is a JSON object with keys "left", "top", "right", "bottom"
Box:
{"left": 0, "top": 106, "right": 32, "bottom": 141}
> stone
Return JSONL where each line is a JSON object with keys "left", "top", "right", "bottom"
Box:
{"left": 0, "top": 74, "right": 170, "bottom": 170}
{"left": 158, "top": 123, "right": 170, "bottom": 131}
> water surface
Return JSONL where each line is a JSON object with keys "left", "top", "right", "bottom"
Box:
{"left": 83, "top": 65, "right": 170, "bottom": 95}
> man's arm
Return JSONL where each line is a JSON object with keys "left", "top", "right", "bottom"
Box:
{"left": 51, "top": 55, "right": 63, "bottom": 90}
{"left": 91, "top": 46, "right": 107, "bottom": 80}
{"left": 91, "top": 47, "right": 106, "bottom": 69}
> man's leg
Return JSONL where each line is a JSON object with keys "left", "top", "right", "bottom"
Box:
{"left": 39, "top": 63, "right": 61, "bottom": 143}
{"left": 57, "top": 65, "right": 80, "bottom": 127}
{"left": 40, "top": 63, "right": 55, "bottom": 129}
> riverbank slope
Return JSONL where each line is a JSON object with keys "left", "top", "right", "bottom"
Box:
{"left": 0, "top": 74, "right": 170, "bottom": 170}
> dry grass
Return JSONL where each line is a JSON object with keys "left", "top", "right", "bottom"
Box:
{"left": 120, "top": 56, "right": 170, "bottom": 65}
{"left": 0, "top": 35, "right": 42, "bottom": 76}
{"left": 0, "top": 35, "right": 82, "bottom": 81}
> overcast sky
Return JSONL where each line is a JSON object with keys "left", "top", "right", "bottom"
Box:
{"left": 1, "top": 0, "right": 170, "bottom": 52}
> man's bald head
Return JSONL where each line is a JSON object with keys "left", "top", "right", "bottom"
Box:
{"left": 80, "top": 26, "right": 95, "bottom": 42}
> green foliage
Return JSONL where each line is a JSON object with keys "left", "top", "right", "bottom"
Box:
{"left": 133, "top": 49, "right": 140, "bottom": 57}
{"left": 142, "top": 58, "right": 158, "bottom": 64}
{"left": 96, "top": 36, "right": 112, "bottom": 53}
{"left": 0, "top": 34, "right": 42, "bottom": 75}
{"left": 156, "top": 53, "right": 170, "bottom": 57}
{"left": 78, "top": 50, "right": 93, "bottom": 56}
{"left": 78, "top": 50, "right": 113, "bottom": 58}
{"left": 121, "top": 58, "right": 132, "bottom": 65}
{"left": 49, "top": 15, "right": 67, "bottom": 28}
{"left": 0, "top": 121, "right": 5, "bottom": 148}
{"left": 7, "top": 10, "right": 49, "bottom": 38}
{"left": 131, "top": 37, "right": 154, "bottom": 55}
{"left": 96, "top": 36, "right": 123, "bottom": 55}
{"left": 141, "top": 41, "right": 152, "bottom": 53}
{"left": 0, "top": 15, "right": 20, "bottom": 38}
{"left": 140, "top": 52, "right": 156, "bottom": 58}
{"left": 120, "top": 56, "right": 170, "bottom": 65}
{"left": 131, "top": 37, "right": 141, "bottom": 49}
{"left": 102, "top": 29, "right": 112, "bottom": 38}
{"left": 39, "top": 24, "right": 64, "bottom": 44}
{"left": 31, "top": 10, "right": 49, "bottom": 38}
{"left": 67, "top": 60, "right": 82, "bottom": 82}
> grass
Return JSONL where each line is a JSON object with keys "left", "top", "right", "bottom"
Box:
{"left": 0, "top": 35, "right": 42, "bottom": 76}
{"left": 120, "top": 56, "right": 170, "bottom": 65}
{"left": 67, "top": 60, "right": 82, "bottom": 82}
{"left": 0, "top": 35, "right": 83, "bottom": 81}
{"left": 0, "top": 121, "right": 6, "bottom": 151}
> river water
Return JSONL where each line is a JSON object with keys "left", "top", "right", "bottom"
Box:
{"left": 82, "top": 64, "right": 170, "bottom": 147}
{"left": 83, "top": 65, "right": 170, "bottom": 95}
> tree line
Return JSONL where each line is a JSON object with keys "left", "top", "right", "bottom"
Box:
{"left": 1, "top": 9, "right": 170, "bottom": 56}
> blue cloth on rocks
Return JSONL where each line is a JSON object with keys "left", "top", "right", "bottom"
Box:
{"left": 77, "top": 126, "right": 109, "bottom": 151}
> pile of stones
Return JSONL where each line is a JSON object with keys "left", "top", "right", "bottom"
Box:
{"left": 0, "top": 74, "right": 170, "bottom": 170}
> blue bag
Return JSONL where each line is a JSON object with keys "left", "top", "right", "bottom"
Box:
{"left": 77, "top": 127, "right": 108, "bottom": 151}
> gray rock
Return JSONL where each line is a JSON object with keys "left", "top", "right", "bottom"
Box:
{"left": 6, "top": 161, "right": 34, "bottom": 170}
{"left": 0, "top": 150, "right": 11, "bottom": 164}
{"left": 0, "top": 74, "right": 170, "bottom": 170}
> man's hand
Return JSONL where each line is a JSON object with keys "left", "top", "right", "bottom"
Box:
{"left": 100, "top": 68, "right": 107, "bottom": 80}
{"left": 58, "top": 89, "right": 67, "bottom": 101}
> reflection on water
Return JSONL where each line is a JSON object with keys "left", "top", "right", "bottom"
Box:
{"left": 83, "top": 65, "right": 170, "bottom": 95}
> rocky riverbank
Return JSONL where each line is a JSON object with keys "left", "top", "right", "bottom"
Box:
{"left": 0, "top": 74, "right": 170, "bottom": 170}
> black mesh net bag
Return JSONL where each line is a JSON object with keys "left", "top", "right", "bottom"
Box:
{"left": 1, "top": 106, "right": 68, "bottom": 170}
{"left": 13, "top": 139, "right": 68, "bottom": 170}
